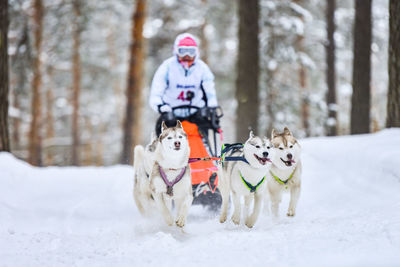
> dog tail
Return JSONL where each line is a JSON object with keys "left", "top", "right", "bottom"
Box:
{"left": 133, "top": 145, "right": 146, "bottom": 216}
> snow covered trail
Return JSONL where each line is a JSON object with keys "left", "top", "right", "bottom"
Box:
{"left": 1, "top": 129, "right": 400, "bottom": 267}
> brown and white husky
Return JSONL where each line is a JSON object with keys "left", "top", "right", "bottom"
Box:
{"left": 266, "top": 127, "right": 302, "bottom": 217}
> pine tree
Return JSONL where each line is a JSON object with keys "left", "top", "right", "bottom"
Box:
{"left": 121, "top": 0, "right": 146, "bottom": 164}
{"left": 235, "top": 0, "right": 259, "bottom": 141}
{"left": 387, "top": 0, "right": 400, "bottom": 127}
{"left": 28, "top": 0, "right": 44, "bottom": 165}
{"left": 326, "top": 0, "right": 337, "bottom": 136}
{"left": 0, "top": 0, "right": 10, "bottom": 151}
{"left": 351, "top": 0, "right": 372, "bottom": 134}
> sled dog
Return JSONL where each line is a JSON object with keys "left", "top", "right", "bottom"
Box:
{"left": 266, "top": 127, "right": 302, "bottom": 217}
{"left": 218, "top": 131, "right": 274, "bottom": 228}
{"left": 149, "top": 121, "right": 193, "bottom": 227}
{"left": 133, "top": 132, "right": 158, "bottom": 216}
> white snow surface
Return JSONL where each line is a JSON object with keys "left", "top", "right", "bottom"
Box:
{"left": 1, "top": 129, "right": 400, "bottom": 267}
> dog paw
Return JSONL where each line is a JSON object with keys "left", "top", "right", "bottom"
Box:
{"left": 175, "top": 217, "right": 185, "bottom": 228}
{"left": 231, "top": 215, "right": 240, "bottom": 225}
{"left": 286, "top": 210, "right": 295, "bottom": 217}
{"left": 219, "top": 213, "right": 227, "bottom": 223}
{"left": 245, "top": 220, "right": 254, "bottom": 228}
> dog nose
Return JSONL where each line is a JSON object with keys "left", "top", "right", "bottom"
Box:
{"left": 287, "top": 153, "right": 293, "bottom": 159}
{"left": 174, "top": 141, "right": 181, "bottom": 147}
{"left": 263, "top": 152, "right": 269, "bottom": 158}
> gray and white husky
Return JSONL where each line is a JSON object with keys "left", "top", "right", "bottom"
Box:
{"left": 133, "top": 132, "right": 158, "bottom": 216}
{"left": 148, "top": 121, "right": 193, "bottom": 227}
{"left": 266, "top": 127, "right": 302, "bottom": 217}
{"left": 218, "top": 131, "right": 274, "bottom": 228}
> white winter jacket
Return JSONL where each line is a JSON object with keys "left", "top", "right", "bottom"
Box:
{"left": 149, "top": 56, "right": 218, "bottom": 116}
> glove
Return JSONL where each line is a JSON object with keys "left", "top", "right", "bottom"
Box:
{"left": 158, "top": 104, "right": 172, "bottom": 113}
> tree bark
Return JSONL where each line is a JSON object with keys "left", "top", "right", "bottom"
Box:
{"left": 45, "top": 67, "right": 55, "bottom": 165}
{"left": 121, "top": 0, "right": 146, "bottom": 164}
{"left": 71, "top": 0, "right": 82, "bottom": 165}
{"left": 0, "top": 0, "right": 10, "bottom": 152}
{"left": 326, "top": 0, "right": 338, "bottom": 136}
{"left": 386, "top": 0, "right": 400, "bottom": 127}
{"left": 28, "top": 0, "right": 44, "bottom": 165}
{"left": 351, "top": 0, "right": 372, "bottom": 134}
{"left": 235, "top": 0, "right": 259, "bottom": 141}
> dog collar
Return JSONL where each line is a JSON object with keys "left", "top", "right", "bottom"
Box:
{"left": 239, "top": 171, "right": 265, "bottom": 193}
{"left": 269, "top": 167, "right": 296, "bottom": 185}
{"left": 159, "top": 166, "right": 187, "bottom": 197}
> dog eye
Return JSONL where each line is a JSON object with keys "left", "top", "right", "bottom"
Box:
{"left": 290, "top": 145, "right": 293, "bottom": 148}
{"left": 179, "top": 136, "right": 182, "bottom": 139}
{"left": 267, "top": 146, "right": 270, "bottom": 149}
{"left": 167, "top": 137, "right": 172, "bottom": 140}
{"left": 279, "top": 147, "right": 283, "bottom": 150}
{"left": 256, "top": 145, "right": 260, "bottom": 148}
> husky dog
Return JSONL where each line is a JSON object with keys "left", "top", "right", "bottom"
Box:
{"left": 266, "top": 127, "right": 302, "bottom": 217}
{"left": 218, "top": 131, "right": 274, "bottom": 228}
{"left": 133, "top": 132, "right": 158, "bottom": 216}
{"left": 149, "top": 121, "right": 193, "bottom": 227}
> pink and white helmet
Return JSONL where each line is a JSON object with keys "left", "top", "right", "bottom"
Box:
{"left": 173, "top": 33, "right": 199, "bottom": 58}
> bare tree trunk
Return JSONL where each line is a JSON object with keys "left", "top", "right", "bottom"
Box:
{"left": 265, "top": 28, "right": 277, "bottom": 136}
{"left": 0, "top": 0, "right": 10, "bottom": 152}
{"left": 28, "top": 0, "right": 44, "bottom": 165}
{"left": 71, "top": 0, "right": 82, "bottom": 165}
{"left": 12, "top": 89, "right": 20, "bottom": 148}
{"left": 326, "top": 0, "right": 338, "bottom": 136}
{"left": 293, "top": 0, "right": 310, "bottom": 137}
{"left": 45, "top": 67, "right": 55, "bottom": 165}
{"left": 121, "top": 0, "right": 146, "bottom": 164}
{"left": 351, "top": 0, "right": 372, "bottom": 134}
{"left": 387, "top": 0, "right": 400, "bottom": 128}
{"left": 235, "top": 0, "right": 259, "bottom": 141}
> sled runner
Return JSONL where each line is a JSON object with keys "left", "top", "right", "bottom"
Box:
{"left": 171, "top": 105, "right": 224, "bottom": 210}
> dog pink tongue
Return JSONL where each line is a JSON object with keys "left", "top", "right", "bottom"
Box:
{"left": 289, "top": 159, "right": 296, "bottom": 163}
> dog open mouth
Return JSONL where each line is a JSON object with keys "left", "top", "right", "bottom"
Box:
{"left": 254, "top": 154, "right": 271, "bottom": 165}
{"left": 281, "top": 158, "right": 296, "bottom": 167}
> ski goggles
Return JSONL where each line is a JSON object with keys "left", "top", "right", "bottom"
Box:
{"left": 176, "top": 46, "right": 198, "bottom": 57}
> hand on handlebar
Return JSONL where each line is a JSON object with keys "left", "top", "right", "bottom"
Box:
{"left": 159, "top": 104, "right": 172, "bottom": 113}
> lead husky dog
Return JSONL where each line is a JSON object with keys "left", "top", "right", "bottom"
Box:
{"left": 149, "top": 121, "right": 193, "bottom": 227}
{"left": 133, "top": 132, "right": 158, "bottom": 216}
{"left": 266, "top": 127, "right": 302, "bottom": 217}
{"left": 218, "top": 131, "right": 274, "bottom": 228}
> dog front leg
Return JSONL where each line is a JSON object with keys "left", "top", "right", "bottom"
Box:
{"left": 287, "top": 185, "right": 301, "bottom": 217}
{"left": 153, "top": 192, "right": 174, "bottom": 226}
{"left": 245, "top": 193, "right": 263, "bottom": 228}
{"left": 231, "top": 191, "right": 241, "bottom": 225}
{"left": 175, "top": 194, "right": 193, "bottom": 228}
{"left": 244, "top": 195, "right": 252, "bottom": 220}
{"left": 218, "top": 171, "right": 230, "bottom": 223}
{"left": 269, "top": 187, "right": 282, "bottom": 218}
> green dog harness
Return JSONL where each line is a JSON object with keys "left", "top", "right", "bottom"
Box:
{"left": 239, "top": 171, "right": 265, "bottom": 193}
{"left": 269, "top": 167, "right": 297, "bottom": 185}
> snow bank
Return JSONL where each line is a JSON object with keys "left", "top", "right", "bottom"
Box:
{"left": 1, "top": 129, "right": 400, "bottom": 267}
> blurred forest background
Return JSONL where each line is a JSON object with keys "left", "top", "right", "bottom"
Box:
{"left": 1, "top": 0, "right": 399, "bottom": 166}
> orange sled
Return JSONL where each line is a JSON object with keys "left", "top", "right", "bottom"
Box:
{"left": 181, "top": 121, "right": 222, "bottom": 209}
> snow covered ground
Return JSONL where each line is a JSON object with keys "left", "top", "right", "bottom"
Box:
{"left": 1, "top": 129, "right": 400, "bottom": 267}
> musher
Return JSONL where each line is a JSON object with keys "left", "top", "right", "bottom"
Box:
{"left": 149, "top": 33, "right": 221, "bottom": 136}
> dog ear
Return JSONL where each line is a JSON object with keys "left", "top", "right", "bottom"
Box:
{"left": 176, "top": 120, "right": 182, "bottom": 128}
{"left": 161, "top": 121, "right": 168, "bottom": 133}
{"left": 271, "top": 128, "right": 278, "bottom": 139}
{"left": 283, "top": 127, "right": 292, "bottom": 136}
{"left": 249, "top": 131, "right": 254, "bottom": 139}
